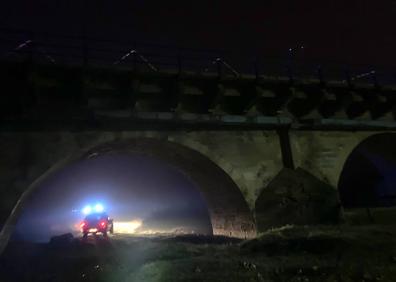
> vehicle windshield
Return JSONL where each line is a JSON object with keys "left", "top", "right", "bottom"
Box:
{"left": 85, "top": 213, "right": 108, "bottom": 221}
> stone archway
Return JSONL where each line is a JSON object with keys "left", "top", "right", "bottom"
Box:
{"left": 338, "top": 133, "right": 396, "bottom": 208}
{"left": 0, "top": 137, "right": 256, "bottom": 254}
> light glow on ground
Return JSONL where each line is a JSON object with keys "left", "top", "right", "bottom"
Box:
{"left": 113, "top": 220, "right": 143, "bottom": 234}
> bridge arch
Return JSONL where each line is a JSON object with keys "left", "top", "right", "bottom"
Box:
{"left": 338, "top": 133, "right": 396, "bottom": 208}
{"left": 0, "top": 137, "right": 256, "bottom": 254}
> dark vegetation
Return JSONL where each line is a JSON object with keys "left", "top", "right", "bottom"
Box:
{"left": 1, "top": 225, "right": 396, "bottom": 282}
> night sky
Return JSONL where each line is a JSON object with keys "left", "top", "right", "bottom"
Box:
{"left": 1, "top": 0, "right": 395, "bottom": 67}
{"left": 13, "top": 153, "right": 212, "bottom": 242}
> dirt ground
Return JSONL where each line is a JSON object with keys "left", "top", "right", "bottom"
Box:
{"left": 1, "top": 225, "right": 396, "bottom": 282}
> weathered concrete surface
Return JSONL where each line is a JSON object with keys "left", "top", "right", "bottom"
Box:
{"left": 3, "top": 61, "right": 396, "bottom": 122}
{"left": 166, "top": 131, "right": 283, "bottom": 209}
{"left": 1, "top": 128, "right": 396, "bottom": 254}
{"left": 0, "top": 130, "right": 282, "bottom": 211}
{"left": 289, "top": 131, "right": 394, "bottom": 188}
{"left": 255, "top": 168, "right": 341, "bottom": 232}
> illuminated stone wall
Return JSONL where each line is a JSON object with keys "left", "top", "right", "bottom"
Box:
{"left": 0, "top": 130, "right": 281, "bottom": 244}
{"left": 289, "top": 131, "right": 388, "bottom": 187}
{"left": 0, "top": 129, "right": 391, "bottom": 251}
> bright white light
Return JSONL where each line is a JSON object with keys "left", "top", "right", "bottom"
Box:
{"left": 94, "top": 203, "right": 104, "bottom": 213}
{"left": 82, "top": 205, "right": 92, "bottom": 215}
{"left": 113, "top": 220, "right": 142, "bottom": 234}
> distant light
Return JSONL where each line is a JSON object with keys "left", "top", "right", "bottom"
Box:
{"left": 82, "top": 205, "right": 92, "bottom": 215}
{"left": 95, "top": 203, "right": 104, "bottom": 213}
{"left": 113, "top": 220, "right": 142, "bottom": 234}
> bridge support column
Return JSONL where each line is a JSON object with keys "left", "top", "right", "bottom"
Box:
{"left": 277, "top": 128, "right": 295, "bottom": 169}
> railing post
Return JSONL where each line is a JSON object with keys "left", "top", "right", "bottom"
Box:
{"left": 216, "top": 58, "right": 222, "bottom": 79}
{"left": 177, "top": 51, "right": 182, "bottom": 76}
{"left": 287, "top": 65, "right": 293, "bottom": 83}
{"left": 287, "top": 48, "right": 294, "bottom": 83}
{"left": 254, "top": 59, "right": 260, "bottom": 81}
{"left": 133, "top": 51, "right": 137, "bottom": 72}
{"left": 345, "top": 68, "right": 352, "bottom": 88}
{"left": 371, "top": 70, "right": 379, "bottom": 88}
{"left": 82, "top": 0, "right": 88, "bottom": 66}
{"left": 317, "top": 65, "right": 325, "bottom": 85}
{"left": 27, "top": 31, "right": 35, "bottom": 64}
{"left": 82, "top": 40, "right": 88, "bottom": 66}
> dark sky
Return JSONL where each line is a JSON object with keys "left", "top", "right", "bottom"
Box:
{"left": 1, "top": 0, "right": 395, "bottom": 67}
{"left": 13, "top": 153, "right": 212, "bottom": 242}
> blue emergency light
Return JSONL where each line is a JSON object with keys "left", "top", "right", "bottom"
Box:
{"left": 82, "top": 203, "right": 104, "bottom": 214}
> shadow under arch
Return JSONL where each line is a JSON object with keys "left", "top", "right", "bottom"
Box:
{"left": 0, "top": 137, "right": 256, "bottom": 254}
{"left": 338, "top": 133, "right": 396, "bottom": 208}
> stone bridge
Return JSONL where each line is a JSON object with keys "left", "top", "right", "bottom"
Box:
{"left": 1, "top": 60, "right": 396, "bottom": 254}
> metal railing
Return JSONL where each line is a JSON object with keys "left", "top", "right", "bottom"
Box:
{"left": 0, "top": 27, "right": 395, "bottom": 85}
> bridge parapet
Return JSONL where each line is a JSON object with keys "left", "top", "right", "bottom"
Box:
{"left": 1, "top": 61, "right": 396, "bottom": 130}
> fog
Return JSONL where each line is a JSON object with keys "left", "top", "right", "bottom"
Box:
{"left": 13, "top": 153, "right": 212, "bottom": 242}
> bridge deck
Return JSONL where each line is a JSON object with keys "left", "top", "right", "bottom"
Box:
{"left": 1, "top": 60, "right": 396, "bottom": 131}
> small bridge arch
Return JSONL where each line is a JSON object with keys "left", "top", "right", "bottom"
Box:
{"left": 338, "top": 133, "right": 396, "bottom": 208}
